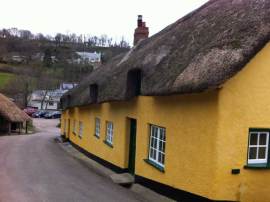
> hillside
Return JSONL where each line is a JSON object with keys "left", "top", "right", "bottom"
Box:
{"left": 0, "top": 28, "right": 130, "bottom": 65}
{"left": 0, "top": 72, "right": 13, "bottom": 88}
{"left": 0, "top": 28, "right": 131, "bottom": 107}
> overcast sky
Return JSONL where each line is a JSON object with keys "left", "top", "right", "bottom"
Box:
{"left": 0, "top": 0, "right": 208, "bottom": 43}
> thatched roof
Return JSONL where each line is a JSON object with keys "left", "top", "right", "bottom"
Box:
{"left": 62, "top": 0, "right": 270, "bottom": 108}
{"left": 0, "top": 93, "right": 31, "bottom": 122}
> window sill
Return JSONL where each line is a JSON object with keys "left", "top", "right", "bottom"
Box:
{"left": 244, "top": 163, "right": 270, "bottom": 169}
{"left": 94, "top": 134, "right": 100, "bottom": 139}
{"left": 103, "top": 140, "right": 113, "bottom": 148}
{"left": 144, "top": 159, "right": 165, "bottom": 173}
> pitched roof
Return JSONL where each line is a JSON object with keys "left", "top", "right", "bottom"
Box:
{"left": 0, "top": 93, "right": 31, "bottom": 122}
{"left": 62, "top": 0, "right": 270, "bottom": 108}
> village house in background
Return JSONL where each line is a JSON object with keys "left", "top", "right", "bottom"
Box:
{"left": 28, "top": 83, "right": 77, "bottom": 110}
{"left": 72, "top": 51, "right": 101, "bottom": 69}
{"left": 0, "top": 93, "right": 31, "bottom": 135}
{"left": 2, "top": 53, "right": 27, "bottom": 64}
{"left": 0, "top": 52, "right": 58, "bottom": 64}
{"left": 59, "top": 83, "right": 78, "bottom": 91}
{"left": 60, "top": 1, "right": 270, "bottom": 202}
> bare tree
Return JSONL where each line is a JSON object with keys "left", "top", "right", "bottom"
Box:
{"left": 2, "top": 75, "right": 35, "bottom": 107}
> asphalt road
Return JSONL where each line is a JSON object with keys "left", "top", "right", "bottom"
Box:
{"left": 0, "top": 119, "right": 145, "bottom": 202}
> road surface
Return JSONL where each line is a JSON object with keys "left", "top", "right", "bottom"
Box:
{"left": 0, "top": 119, "right": 145, "bottom": 202}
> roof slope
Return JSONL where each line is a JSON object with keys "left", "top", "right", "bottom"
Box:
{"left": 62, "top": 0, "right": 270, "bottom": 108}
{"left": 0, "top": 93, "right": 31, "bottom": 122}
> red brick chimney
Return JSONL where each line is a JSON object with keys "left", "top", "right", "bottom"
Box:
{"left": 133, "top": 15, "right": 149, "bottom": 46}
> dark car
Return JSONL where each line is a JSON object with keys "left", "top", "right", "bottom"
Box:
{"left": 32, "top": 110, "right": 48, "bottom": 118}
{"left": 44, "top": 111, "right": 61, "bottom": 119}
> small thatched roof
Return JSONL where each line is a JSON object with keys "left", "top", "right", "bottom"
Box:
{"left": 0, "top": 93, "right": 31, "bottom": 122}
{"left": 62, "top": 0, "right": 270, "bottom": 108}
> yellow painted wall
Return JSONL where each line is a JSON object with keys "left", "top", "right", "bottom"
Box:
{"left": 60, "top": 42, "right": 270, "bottom": 202}
{"left": 61, "top": 91, "right": 219, "bottom": 199}
{"left": 212, "top": 43, "right": 270, "bottom": 202}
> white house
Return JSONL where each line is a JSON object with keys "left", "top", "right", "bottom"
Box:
{"left": 74, "top": 52, "right": 101, "bottom": 66}
{"left": 60, "top": 83, "right": 77, "bottom": 91}
{"left": 28, "top": 83, "right": 77, "bottom": 110}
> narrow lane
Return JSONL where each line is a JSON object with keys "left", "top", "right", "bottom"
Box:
{"left": 0, "top": 119, "right": 145, "bottom": 202}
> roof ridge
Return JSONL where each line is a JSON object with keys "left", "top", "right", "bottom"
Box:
{"left": 61, "top": 0, "right": 270, "bottom": 108}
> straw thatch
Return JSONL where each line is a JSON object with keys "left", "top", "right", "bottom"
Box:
{"left": 62, "top": 0, "right": 270, "bottom": 108}
{"left": 0, "top": 93, "right": 31, "bottom": 122}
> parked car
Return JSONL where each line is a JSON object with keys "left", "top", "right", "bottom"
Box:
{"left": 44, "top": 111, "right": 61, "bottom": 119}
{"left": 23, "top": 107, "right": 38, "bottom": 116}
{"left": 32, "top": 110, "right": 48, "bottom": 118}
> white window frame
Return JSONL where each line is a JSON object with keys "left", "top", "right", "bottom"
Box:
{"left": 78, "top": 121, "right": 83, "bottom": 138}
{"left": 248, "top": 131, "right": 269, "bottom": 164}
{"left": 73, "top": 120, "right": 76, "bottom": 134}
{"left": 95, "top": 118, "right": 100, "bottom": 137}
{"left": 149, "top": 125, "right": 166, "bottom": 168}
{"left": 106, "top": 121, "right": 113, "bottom": 145}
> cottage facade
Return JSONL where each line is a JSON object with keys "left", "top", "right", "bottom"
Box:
{"left": 60, "top": 0, "right": 270, "bottom": 201}
{"left": 0, "top": 93, "right": 31, "bottom": 134}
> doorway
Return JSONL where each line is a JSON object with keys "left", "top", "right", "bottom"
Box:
{"left": 128, "top": 118, "right": 137, "bottom": 174}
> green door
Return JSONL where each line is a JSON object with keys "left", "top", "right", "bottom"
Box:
{"left": 67, "top": 119, "right": 70, "bottom": 139}
{"left": 128, "top": 119, "right": 137, "bottom": 174}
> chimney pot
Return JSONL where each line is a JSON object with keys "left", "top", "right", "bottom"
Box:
{"left": 137, "top": 15, "right": 143, "bottom": 27}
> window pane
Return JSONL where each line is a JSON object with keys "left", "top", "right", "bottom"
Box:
{"left": 259, "top": 133, "right": 267, "bottom": 145}
{"left": 151, "top": 138, "right": 154, "bottom": 147}
{"left": 160, "top": 129, "right": 165, "bottom": 141}
{"left": 158, "top": 152, "right": 162, "bottom": 163}
{"left": 153, "top": 149, "right": 156, "bottom": 160}
{"left": 155, "top": 138, "right": 158, "bottom": 148}
{"left": 154, "top": 127, "right": 158, "bottom": 137}
{"left": 150, "top": 148, "right": 154, "bottom": 159}
{"left": 152, "top": 138, "right": 155, "bottom": 147}
{"left": 250, "top": 133, "right": 258, "bottom": 145}
{"left": 258, "top": 147, "right": 266, "bottom": 159}
{"left": 159, "top": 141, "right": 165, "bottom": 152}
{"left": 95, "top": 118, "right": 100, "bottom": 136}
{"left": 159, "top": 140, "right": 163, "bottom": 151}
{"left": 249, "top": 147, "right": 257, "bottom": 159}
{"left": 157, "top": 152, "right": 165, "bottom": 164}
{"left": 161, "top": 153, "right": 165, "bottom": 164}
{"left": 159, "top": 129, "right": 163, "bottom": 140}
{"left": 162, "top": 141, "right": 166, "bottom": 152}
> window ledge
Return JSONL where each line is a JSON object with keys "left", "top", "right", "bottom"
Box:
{"left": 244, "top": 163, "right": 270, "bottom": 169}
{"left": 94, "top": 134, "right": 100, "bottom": 139}
{"left": 144, "top": 159, "right": 165, "bottom": 173}
{"left": 103, "top": 140, "right": 113, "bottom": 148}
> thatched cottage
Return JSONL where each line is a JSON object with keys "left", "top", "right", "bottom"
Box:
{"left": 60, "top": 0, "right": 270, "bottom": 201}
{"left": 0, "top": 93, "right": 31, "bottom": 134}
